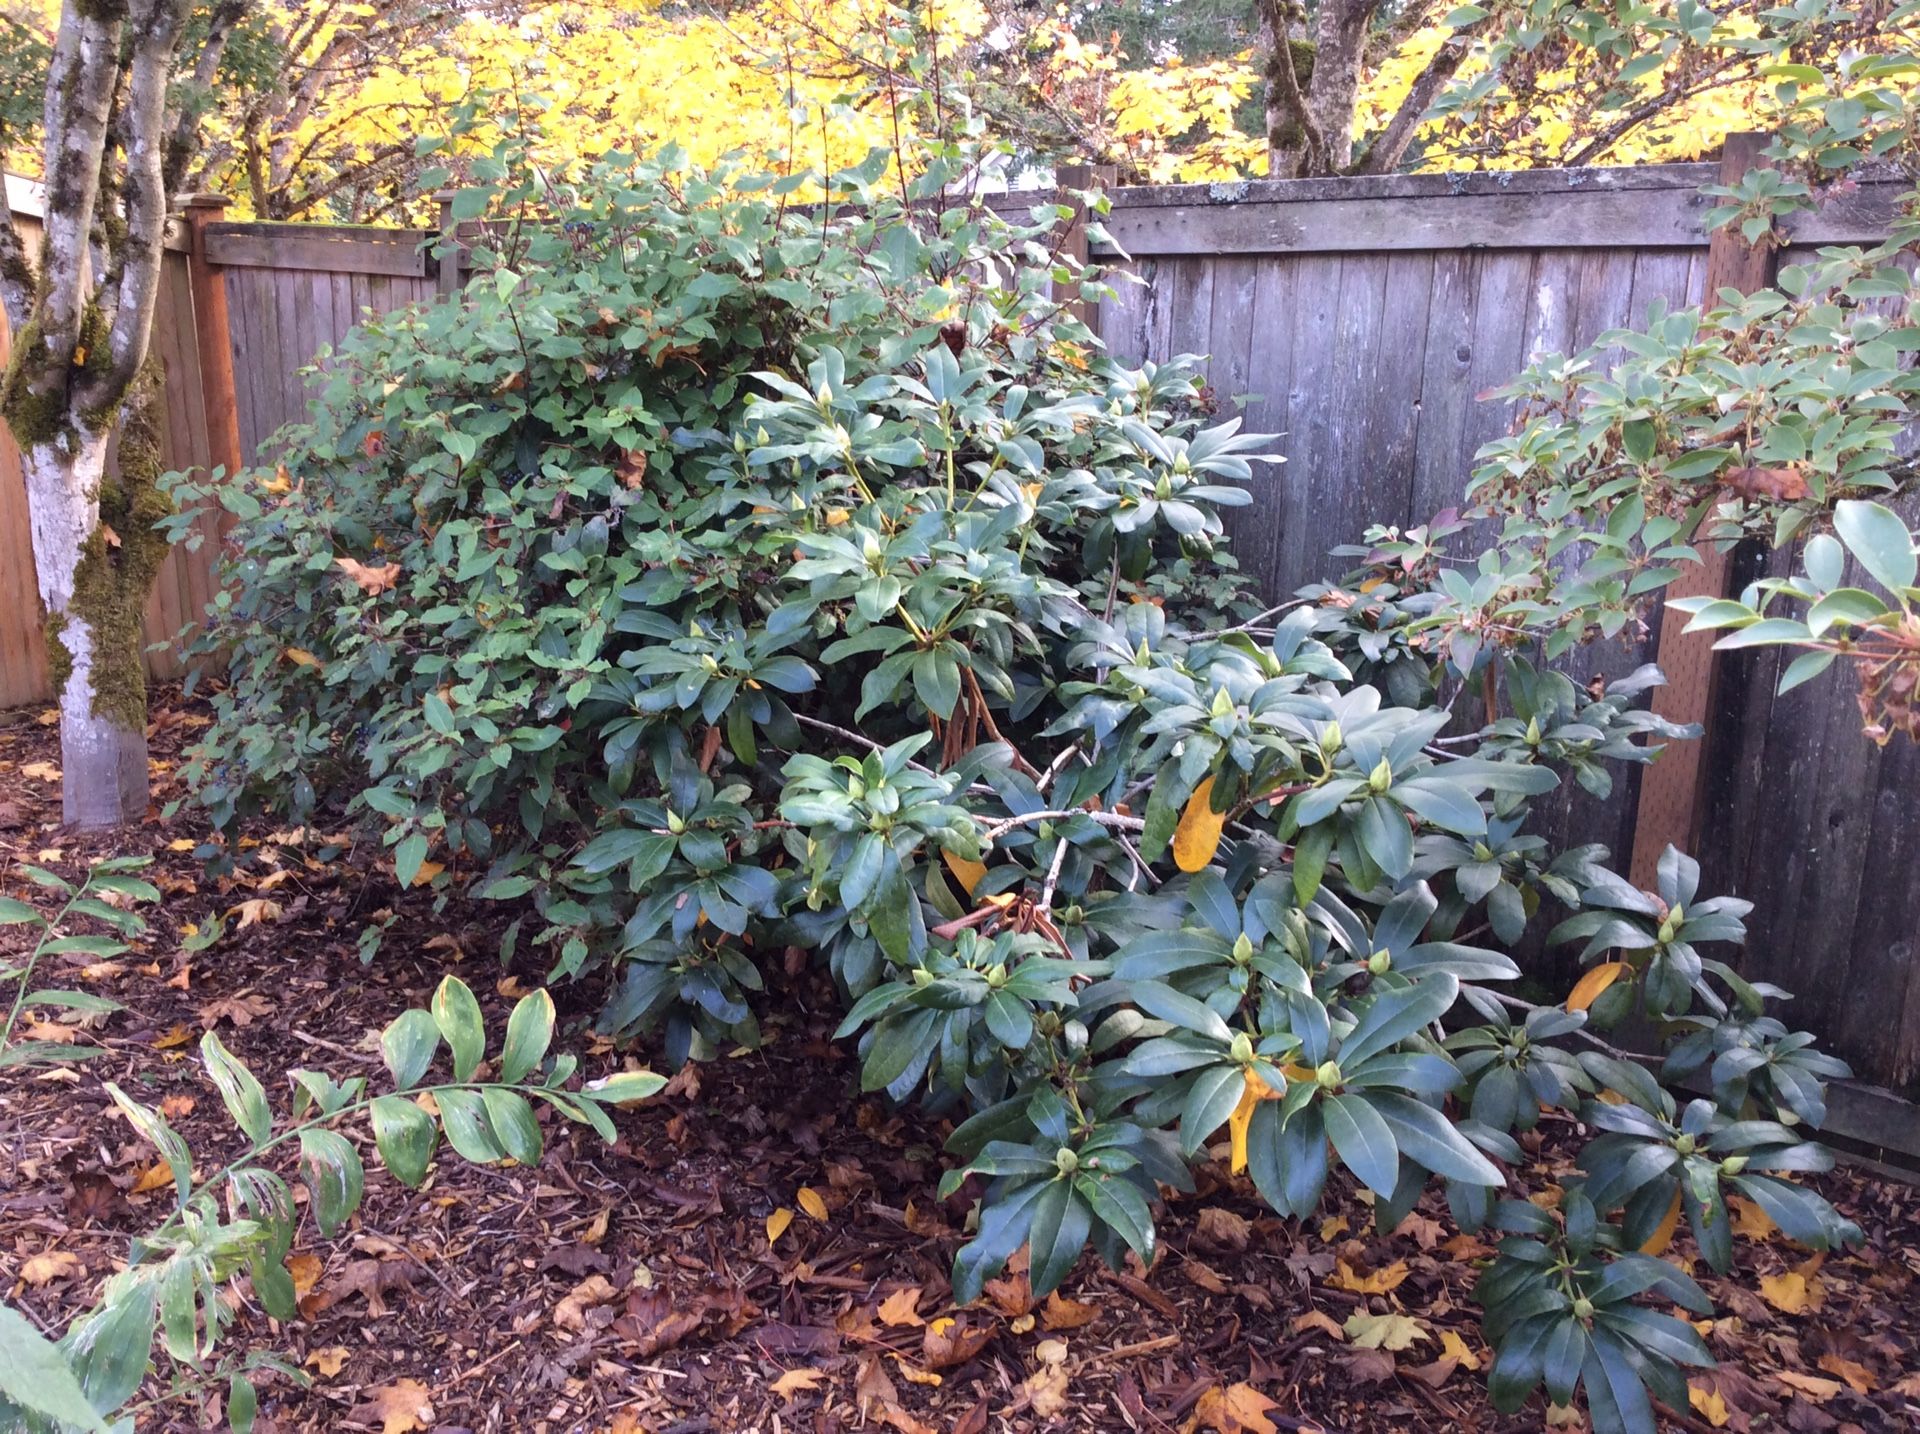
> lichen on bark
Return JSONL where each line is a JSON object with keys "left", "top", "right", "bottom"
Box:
{"left": 55, "top": 366, "right": 174, "bottom": 731}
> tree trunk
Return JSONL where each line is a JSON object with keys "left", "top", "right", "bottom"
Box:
{"left": 1305, "top": 0, "right": 1381, "bottom": 173}
{"left": 19, "top": 387, "right": 166, "bottom": 830}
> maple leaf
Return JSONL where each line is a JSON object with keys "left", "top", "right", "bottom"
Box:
{"left": 335, "top": 556, "right": 403, "bottom": 595}
{"left": 1194, "top": 1382, "right": 1280, "bottom": 1434}
{"left": 1330, "top": 1257, "right": 1409, "bottom": 1295}
{"left": 306, "top": 1347, "right": 352, "bottom": 1377}
{"left": 1345, "top": 1310, "right": 1429, "bottom": 1351}
{"left": 877, "top": 1285, "right": 925, "bottom": 1327}
{"left": 230, "top": 897, "right": 284, "bottom": 929}
{"left": 353, "top": 1378, "right": 434, "bottom": 1434}
{"left": 770, "top": 1367, "right": 827, "bottom": 1399}
{"left": 199, "top": 991, "right": 275, "bottom": 1028}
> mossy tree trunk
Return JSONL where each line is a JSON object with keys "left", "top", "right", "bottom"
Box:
{"left": 0, "top": 0, "right": 226, "bottom": 828}
{"left": 1255, "top": 0, "right": 1463, "bottom": 179}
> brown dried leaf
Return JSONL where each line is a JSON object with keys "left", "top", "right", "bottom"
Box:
{"left": 1039, "top": 1291, "right": 1100, "bottom": 1331}
{"left": 921, "top": 1314, "right": 992, "bottom": 1370}
{"left": 1194, "top": 1206, "right": 1251, "bottom": 1252}
{"left": 553, "top": 1274, "right": 619, "bottom": 1333}
{"left": 335, "top": 557, "right": 402, "bottom": 596}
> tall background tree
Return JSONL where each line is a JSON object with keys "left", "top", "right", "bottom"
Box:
{"left": 0, "top": 0, "right": 237, "bottom": 827}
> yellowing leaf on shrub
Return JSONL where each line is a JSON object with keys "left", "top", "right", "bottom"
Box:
{"left": 796, "top": 1186, "right": 829, "bottom": 1221}
{"left": 1225, "top": 1066, "right": 1281, "bottom": 1174}
{"left": 1172, "top": 776, "right": 1226, "bottom": 873}
{"left": 1330, "top": 1259, "right": 1409, "bottom": 1296}
{"left": 1640, "top": 1186, "right": 1683, "bottom": 1257}
{"left": 766, "top": 1207, "right": 794, "bottom": 1244}
{"left": 1567, "top": 961, "right": 1632, "bottom": 1013}
{"left": 284, "top": 647, "right": 321, "bottom": 667}
{"left": 941, "top": 849, "right": 988, "bottom": 897}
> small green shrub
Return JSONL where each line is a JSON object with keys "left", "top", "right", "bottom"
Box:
{"left": 0, "top": 975, "right": 658, "bottom": 1431}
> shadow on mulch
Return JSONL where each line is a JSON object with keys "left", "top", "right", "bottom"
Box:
{"left": 2, "top": 695, "right": 1917, "bottom": 1434}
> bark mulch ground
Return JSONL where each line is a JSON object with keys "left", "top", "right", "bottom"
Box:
{"left": 3, "top": 695, "right": 1918, "bottom": 1434}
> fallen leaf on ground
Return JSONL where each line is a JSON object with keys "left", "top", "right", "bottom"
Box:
{"left": 1194, "top": 1206, "right": 1251, "bottom": 1251}
{"left": 1193, "top": 1382, "right": 1279, "bottom": 1434}
{"left": 795, "top": 1185, "right": 829, "bottom": 1220}
{"left": 199, "top": 991, "right": 275, "bottom": 1027}
{"left": 1040, "top": 1291, "right": 1099, "bottom": 1330}
{"left": 1775, "top": 1370, "right": 1843, "bottom": 1401}
{"left": 1759, "top": 1262, "right": 1824, "bottom": 1315}
{"left": 230, "top": 898, "right": 284, "bottom": 929}
{"left": 130, "top": 1161, "right": 174, "bottom": 1195}
{"left": 287, "top": 1252, "right": 324, "bottom": 1300}
{"left": 553, "top": 1274, "right": 619, "bottom": 1332}
{"left": 1291, "top": 1309, "right": 1345, "bottom": 1340}
{"left": 1345, "top": 1311, "right": 1428, "bottom": 1351}
{"left": 306, "top": 1347, "right": 352, "bottom": 1377}
{"left": 769, "top": 1367, "right": 827, "bottom": 1399}
{"left": 19, "top": 1250, "right": 82, "bottom": 1285}
{"left": 877, "top": 1285, "right": 925, "bottom": 1327}
{"left": 922, "top": 1315, "right": 992, "bottom": 1369}
{"left": 1729, "top": 1195, "right": 1776, "bottom": 1241}
{"left": 1330, "top": 1258, "right": 1409, "bottom": 1295}
{"left": 766, "top": 1207, "right": 794, "bottom": 1244}
{"left": 1815, "top": 1352, "right": 1874, "bottom": 1394}
{"left": 353, "top": 1378, "right": 434, "bottom": 1434}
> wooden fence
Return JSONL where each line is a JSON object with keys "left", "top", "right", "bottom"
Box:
{"left": 4, "top": 159, "right": 1920, "bottom": 1129}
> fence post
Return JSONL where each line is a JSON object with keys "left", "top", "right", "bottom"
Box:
{"left": 178, "top": 194, "right": 243, "bottom": 486}
{"left": 1627, "top": 132, "right": 1778, "bottom": 887}
{"left": 1056, "top": 163, "right": 1118, "bottom": 338}
{"left": 433, "top": 191, "right": 464, "bottom": 298}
